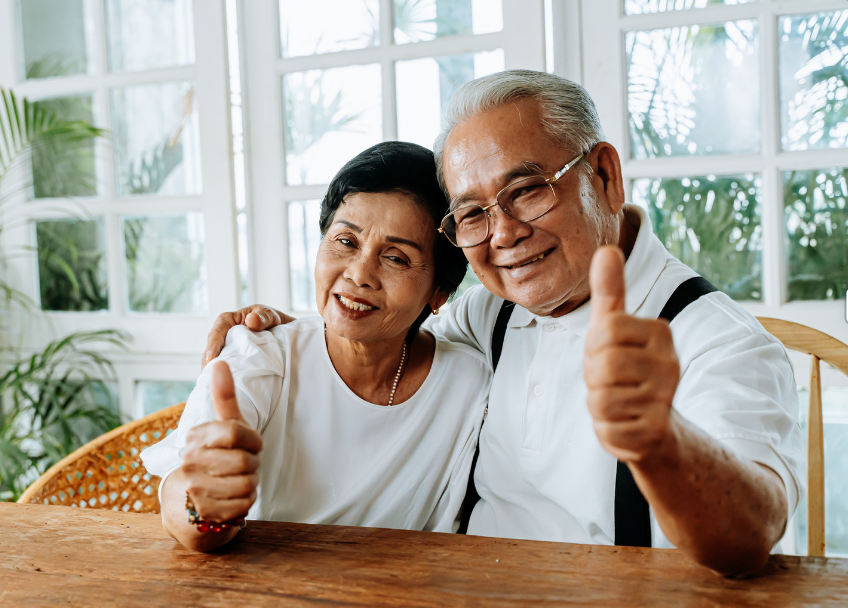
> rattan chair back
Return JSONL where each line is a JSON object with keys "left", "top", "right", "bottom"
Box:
{"left": 17, "top": 402, "right": 186, "bottom": 513}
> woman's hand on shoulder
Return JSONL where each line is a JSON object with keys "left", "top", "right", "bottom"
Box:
{"left": 181, "top": 362, "right": 263, "bottom": 523}
{"left": 203, "top": 305, "right": 292, "bottom": 368}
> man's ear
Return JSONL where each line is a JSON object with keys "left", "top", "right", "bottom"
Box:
{"left": 588, "top": 142, "right": 626, "bottom": 215}
{"left": 429, "top": 289, "right": 450, "bottom": 313}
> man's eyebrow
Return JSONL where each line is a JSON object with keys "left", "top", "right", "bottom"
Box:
{"left": 449, "top": 162, "right": 545, "bottom": 210}
{"left": 333, "top": 220, "right": 423, "bottom": 252}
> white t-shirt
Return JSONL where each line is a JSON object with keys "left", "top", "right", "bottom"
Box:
{"left": 141, "top": 318, "right": 490, "bottom": 533}
{"left": 427, "top": 204, "right": 805, "bottom": 547}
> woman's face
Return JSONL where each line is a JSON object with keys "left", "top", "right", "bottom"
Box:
{"left": 316, "top": 191, "right": 447, "bottom": 344}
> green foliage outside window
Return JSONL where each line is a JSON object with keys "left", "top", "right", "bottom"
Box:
{"left": 784, "top": 169, "right": 848, "bottom": 301}
{"left": 634, "top": 175, "right": 762, "bottom": 301}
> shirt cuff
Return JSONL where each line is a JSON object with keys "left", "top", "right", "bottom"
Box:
{"left": 155, "top": 463, "right": 183, "bottom": 506}
{"left": 718, "top": 436, "right": 800, "bottom": 531}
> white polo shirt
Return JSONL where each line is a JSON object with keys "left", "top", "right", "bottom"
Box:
{"left": 428, "top": 204, "right": 804, "bottom": 547}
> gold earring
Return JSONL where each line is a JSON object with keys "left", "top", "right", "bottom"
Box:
{"left": 433, "top": 308, "right": 440, "bottom": 315}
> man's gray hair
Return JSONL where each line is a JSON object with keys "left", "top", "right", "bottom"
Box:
{"left": 433, "top": 69, "right": 606, "bottom": 195}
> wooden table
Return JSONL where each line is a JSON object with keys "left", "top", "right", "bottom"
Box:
{"left": 2, "top": 503, "right": 848, "bottom": 607}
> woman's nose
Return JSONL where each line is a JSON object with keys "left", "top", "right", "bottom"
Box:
{"left": 344, "top": 252, "right": 380, "bottom": 288}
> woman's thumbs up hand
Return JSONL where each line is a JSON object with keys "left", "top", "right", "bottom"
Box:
{"left": 181, "top": 362, "right": 263, "bottom": 523}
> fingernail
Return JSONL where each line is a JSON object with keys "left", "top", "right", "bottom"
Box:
{"left": 257, "top": 314, "right": 266, "bottom": 324}
{"left": 203, "top": 350, "right": 213, "bottom": 363}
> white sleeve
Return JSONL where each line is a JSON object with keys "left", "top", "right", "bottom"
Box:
{"left": 141, "top": 326, "right": 286, "bottom": 500}
{"left": 672, "top": 299, "right": 805, "bottom": 524}
{"left": 425, "top": 285, "right": 503, "bottom": 365}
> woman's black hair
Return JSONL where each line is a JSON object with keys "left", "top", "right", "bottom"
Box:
{"left": 319, "top": 141, "right": 468, "bottom": 339}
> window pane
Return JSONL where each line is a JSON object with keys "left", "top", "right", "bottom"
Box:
{"left": 31, "top": 94, "right": 97, "bottom": 199}
{"left": 122, "top": 214, "right": 207, "bottom": 313}
{"left": 136, "top": 380, "right": 195, "bottom": 416}
{"left": 288, "top": 200, "right": 321, "bottom": 311}
{"left": 792, "top": 387, "right": 848, "bottom": 557}
{"left": 106, "top": 0, "right": 195, "bottom": 72}
{"left": 19, "top": 0, "right": 93, "bottom": 78}
{"left": 283, "top": 65, "right": 382, "bottom": 186}
{"left": 111, "top": 82, "right": 202, "bottom": 197}
{"left": 625, "top": 0, "right": 755, "bottom": 16}
{"left": 454, "top": 267, "right": 481, "bottom": 300}
{"left": 36, "top": 218, "right": 108, "bottom": 312}
{"left": 780, "top": 11, "right": 848, "bottom": 152}
{"left": 394, "top": 0, "right": 502, "bottom": 45}
{"left": 627, "top": 21, "right": 760, "bottom": 159}
{"left": 279, "top": 0, "right": 379, "bottom": 58}
{"left": 784, "top": 168, "right": 848, "bottom": 301}
{"left": 397, "top": 49, "right": 504, "bottom": 148}
{"left": 632, "top": 174, "right": 762, "bottom": 301}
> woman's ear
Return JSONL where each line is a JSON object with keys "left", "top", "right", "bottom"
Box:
{"left": 428, "top": 289, "right": 450, "bottom": 313}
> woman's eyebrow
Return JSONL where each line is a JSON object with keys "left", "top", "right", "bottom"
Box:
{"left": 335, "top": 220, "right": 422, "bottom": 252}
{"left": 385, "top": 236, "right": 423, "bottom": 252}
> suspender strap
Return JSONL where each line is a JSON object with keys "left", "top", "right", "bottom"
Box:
{"left": 457, "top": 300, "right": 514, "bottom": 535}
{"left": 614, "top": 274, "right": 718, "bottom": 547}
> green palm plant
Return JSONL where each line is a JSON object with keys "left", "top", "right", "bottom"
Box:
{"left": 0, "top": 86, "right": 130, "bottom": 501}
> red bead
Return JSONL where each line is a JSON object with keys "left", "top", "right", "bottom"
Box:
{"left": 196, "top": 521, "right": 210, "bottom": 533}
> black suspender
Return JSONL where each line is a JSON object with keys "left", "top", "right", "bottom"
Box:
{"left": 616, "top": 276, "right": 718, "bottom": 547}
{"left": 457, "top": 301, "right": 514, "bottom": 535}
{"left": 458, "top": 275, "right": 718, "bottom": 546}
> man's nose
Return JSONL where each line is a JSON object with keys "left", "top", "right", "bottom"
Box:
{"left": 488, "top": 206, "right": 533, "bottom": 249}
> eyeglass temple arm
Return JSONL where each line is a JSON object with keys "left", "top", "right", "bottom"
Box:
{"left": 551, "top": 153, "right": 585, "bottom": 182}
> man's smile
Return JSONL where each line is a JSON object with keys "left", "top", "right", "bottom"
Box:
{"left": 497, "top": 248, "right": 555, "bottom": 270}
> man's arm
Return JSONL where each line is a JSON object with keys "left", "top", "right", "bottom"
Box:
{"left": 202, "top": 306, "right": 291, "bottom": 367}
{"left": 585, "top": 247, "right": 790, "bottom": 575}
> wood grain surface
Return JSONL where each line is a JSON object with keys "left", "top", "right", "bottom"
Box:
{"left": 2, "top": 503, "right": 848, "bottom": 607}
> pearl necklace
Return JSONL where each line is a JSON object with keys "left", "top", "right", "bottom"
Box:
{"left": 325, "top": 325, "right": 408, "bottom": 406}
{"left": 387, "top": 340, "right": 408, "bottom": 407}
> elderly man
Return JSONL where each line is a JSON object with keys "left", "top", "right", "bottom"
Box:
{"left": 203, "top": 71, "right": 802, "bottom": 575}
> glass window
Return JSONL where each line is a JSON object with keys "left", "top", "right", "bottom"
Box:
{"left": 627, "top": 21, "right": 760, "bottom": 159}
{"left": 632, "top": 174, "right": 762, "bottom": 301}
{"left": 287, "top": 200, "right": 322, "bottom": 311}
{"left": 779, "top": 11, "right": 848, "bottom": 152}
{"left": 111, "top": 81, "right": 202, "bottom": 197}
{"left": 624, "top": 0, "right": 755, "bottom": 16}
{"left": 283, "top": 65, "right": 382, "bottom": 186}
{"left": 35, "top": 218, "right": 108, "bottom": 312}
{"left": 31, "top": 94, "right": 97, "bottom": 199}
{"left": 396, "top": 49, "right": 504, "bottom": 148}
{"left": 136, "top": 380, "right": 195, "bottom": 416}
{"left": 122, "top": 214, "right": 207, "bottom": 314}
{"left": 792, "top": 387, "right": 848, "bottom": 557}
{"left": 279, "top": 0, "right": 379, "bottom": 58}
{"left": 106, "top": 0, "right": 195, "bottom": 72}
{"left": 784, "top": 168, "right": 848, "bottom": 302}
{"left": 19, "top": 0, "right": 93, "bottom": 79}
{"left": 394, "top": 0, "right": 503, "bottom": 45}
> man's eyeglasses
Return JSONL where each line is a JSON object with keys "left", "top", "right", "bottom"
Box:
{"left": 438, "top": 152, "right": 586, "bottom": 248}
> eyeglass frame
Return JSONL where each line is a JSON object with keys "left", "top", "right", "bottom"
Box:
{"left": 438, "top": 152, "right": 586, "bottom": 248}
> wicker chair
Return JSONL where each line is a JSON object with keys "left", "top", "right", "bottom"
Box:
{"left": 17, "top": 402, "right": 186, "bottom": 513}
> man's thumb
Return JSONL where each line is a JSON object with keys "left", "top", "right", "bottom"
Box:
{"left": 589, "top": 245, "right": 626, "bottom": 322}
{"left": 211, "top": 361, "right": 245, "bottom": 422}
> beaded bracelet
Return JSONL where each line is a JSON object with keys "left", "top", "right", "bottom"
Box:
{"left": 185, "top": 491, "right": 246, "bottom": 533}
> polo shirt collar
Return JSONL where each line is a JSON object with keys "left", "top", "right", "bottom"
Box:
{"left": 507, "top": 205, "right": 667, "bottom": 337}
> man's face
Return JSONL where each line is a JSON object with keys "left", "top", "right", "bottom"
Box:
{"left": 442, "top": 98, "right": 621, "bottom": 317}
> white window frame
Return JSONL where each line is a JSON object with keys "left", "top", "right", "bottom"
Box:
{"left": 0, "top": 0, "right": 240, "bottom": 419}
{"left": 240, "top": 0, "right": 547, "bottom": 313}
{"left": 580, "top": 0, "right": 848, "bottom": 350}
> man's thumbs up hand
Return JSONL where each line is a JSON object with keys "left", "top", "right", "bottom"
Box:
{"left": 181, "top": 361, "right": 263, "bottom": 523}
{"left": 584, "top": 246, "right": 680, "bottom": 463}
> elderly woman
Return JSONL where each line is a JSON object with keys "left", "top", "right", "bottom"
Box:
{"left": 142, "top": 142, "right": 489, "bottom": 552}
